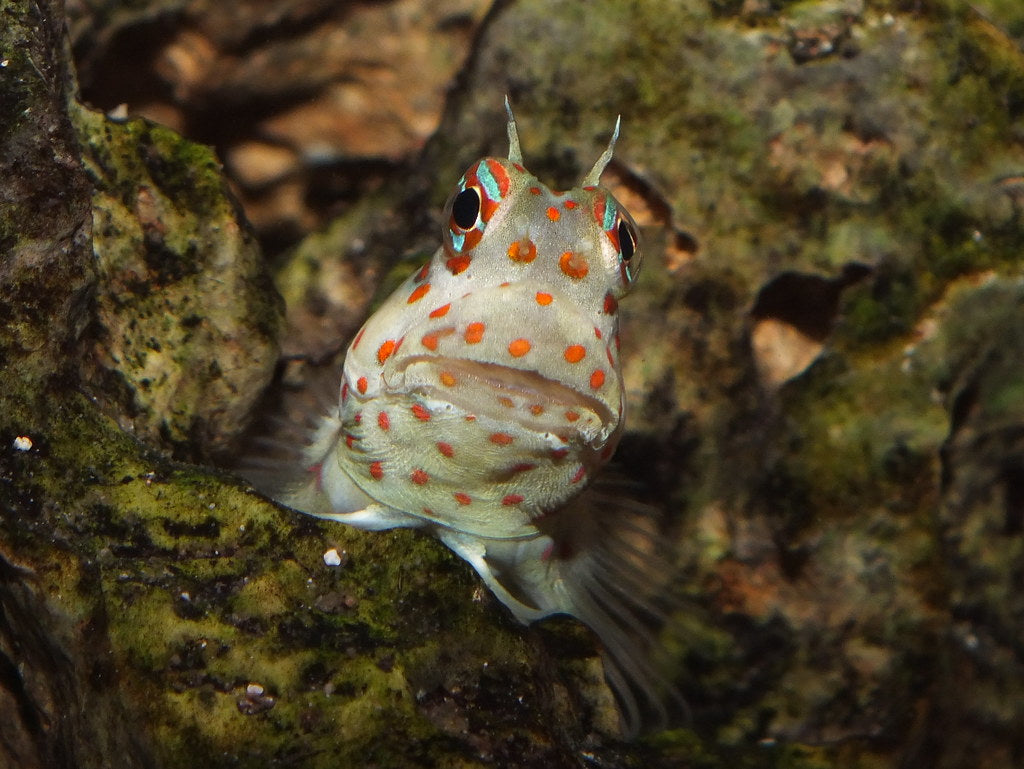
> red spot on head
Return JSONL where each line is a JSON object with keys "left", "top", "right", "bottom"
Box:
{"left": 412, "top": 404, "right": 431, "bottom": 421}
{"left": 429, "top": 303, "right": 451, "bottom": 318}
{"left": 436, "top": 441, "right": 454, "bottom": 458}
{"left": 352, "top": 327, "right": 366, "bottom": 350}
{"left": 377, "top": 339, "right": 396, "bottom": 365}
{"left": 510, "top": 462, "right": 536, "bottom": 474}
{"left": 603, "top": 293, "right": 618, "bottom": 314}
{"left": 353, "top": 412, "right": 362, "bottom": 425}
{"left": 529, "top": 186, "right": 542, "bottom": 196}
{"left": 414, "top": 263, "right": 430, "bottom": 282}
{"left": 507, "top": 238, "right": 537, "bottom": 263}
{"left": 502, "top": 494, "right": 524, "bottom": 506}
{"left": 551, "top": 448, "right": 569, "bottom": 460}
{"left": 564, "top": 199, "right": 578, "bottom": 209}
{"left": 357, "top": 377, "right": 368, "bottom": 394}
{"left": 369, "top": 461, "right": 383, "bottom": 480}
{"left": 453, "top": 492, "right": 472, "bottom": 506}
{"left": 513, "top": 163, "right": 526, "bottom": 173}
{"left": 408, "top": 283, "right": 431, "bottom": 303}
{"left": 446, "top": 254, "right": 472, "bottom": 274}
{"left": 559, "top": 251, "right": 589, "bottom": 279}
{"left": 345, "top": 434, "right": 355, "bottom": 449}
{"left": 570, "top": 466, "right": 587, "bottom": 484}
{"left": 410, "top": 469, "right": 429, "bottom": 485}
{"left": 377, "top": 412, "right": 390, "bottom": 431}
{"left": 508, "top": 338, "right": 531, "bottom": 357}
{"left": 563, "top": 344, "right": 586, "bottom": 364}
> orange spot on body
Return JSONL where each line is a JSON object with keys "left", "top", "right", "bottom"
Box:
{"left": 412, "top": 404, "right": 431, "bottom": 421}
{"left": 529, "top": 404, "right": 545, "bottom": 416}
{"left": 559, "top": 251, "right": 589, "bottom": 279}
{"left": 341, "top": 382, "right": 349, "bottom": 403}
{"left": 377, "top": 339, "right": 396, "bottom": 364}
{"left": 429, "top": 303, "right": 451, "bottom": 318}
{"left": 489, "top": 433, "right": 514, "bottom": 445}
{"left": 437, "top": 442, "right": 454, "bottom": 457}
{"left": 510, "top": 463, "right": 536, "bottom": 474}
{"left": 440, "top": 371, "right": 456, "bottom": 387}
{"left": 508, "top": 338, "right": 531, "bottom": 357}
{"left": 507, "top": 238, "right": 537, "bottom": 263}
{"left": 546, "top": 206, "right": 560, "bottom": 221}
{"left": 377, "top": 412, "right": 390, "bottom": 431}
{"left": 502, "top": 494, "right": 524, "bottom": 506}
{"left": 414, "top": 263, "right": 430, "bottom": 282}
{"left": 357, "top": 377, "right": 368, "bottom": 394}
{"left": 564, "top": 199, "right": 578, "bottom": 209}
{"left": 353, "top": 412, "right": 362, "bottom": 425}
{"left": 446, "top": 255, "right": 471, "bottom": 274}
{"left": 408, "top": 283, "right": 431, "bottom": 303}
{"left": 551, "top": 448, "right": 569, "bottom": 460}
{"left": 564, "top": 344, "right": 586, "bottom": 363}
{"left": 410, "top": 469, "right": 429, "bottom": 485}
{"left": 345, "top": 434, "right": 355, "bottom": 449}
{"left": 535, "top": 292, "right": 553, "bottom": 306}
{"left": 529, "top": 186, "right": 542, "bottom": 195}
{"left": 590, "top": 369, "right": 606, "bottom": 389}
{"left": 464, "top": 322, "right": 486, "bottom": 344}
{"left": 498, "top": 396, "right": 515, "bottom": 408}
{"left": 369, "top": 461, "right": 383, "bottom": 480}
{"left": 565, "top": 410, "right": 580, "bottom": 422}
{"left": 453, "top": 492, "right": 472, "bottom": 506}
{"left": 421, "top": 332, "right": 439, "bottom": 351}
{"left": 603, "top": 293, "right": 618, "bottom": 314}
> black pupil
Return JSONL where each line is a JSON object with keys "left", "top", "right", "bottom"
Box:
{"left": 618, "top": 220, "right": 635, "bottom": 262}
{"left": 452, "top": 188, "right": 481, "bottom": 230}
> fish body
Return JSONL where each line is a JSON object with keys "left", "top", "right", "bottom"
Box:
{"left": 251, "top": 102, "right": 674, "bottom": 732}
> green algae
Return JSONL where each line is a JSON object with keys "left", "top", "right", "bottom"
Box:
{"left": 71, "top": 103, "right": 282, "bottom": 458}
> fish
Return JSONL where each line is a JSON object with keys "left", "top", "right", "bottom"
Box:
{"left": 244, "top": 99, "right": 678, "bottom": 734}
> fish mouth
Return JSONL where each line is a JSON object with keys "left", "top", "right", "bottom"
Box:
{"left": 393, "top": 355, "right": 617, "bottom": 445}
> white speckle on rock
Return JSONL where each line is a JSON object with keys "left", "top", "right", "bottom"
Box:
{"left": 323, "top": 548, "right": 343, "bottom": 567}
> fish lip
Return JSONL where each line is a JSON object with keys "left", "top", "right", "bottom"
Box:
{"left": 393, "top": 354, "right": 617, "bottom": 440}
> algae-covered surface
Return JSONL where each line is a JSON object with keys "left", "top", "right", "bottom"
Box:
{"left": 2, "top": 0, "right": 1024, "bottom": 767}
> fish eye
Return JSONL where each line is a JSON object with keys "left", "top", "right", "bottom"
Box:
{"left": 618, "top": 218, "right": 636, "bottom": 263}
{"left": 452, "top": 187, "right": 481, "bottom": 230}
